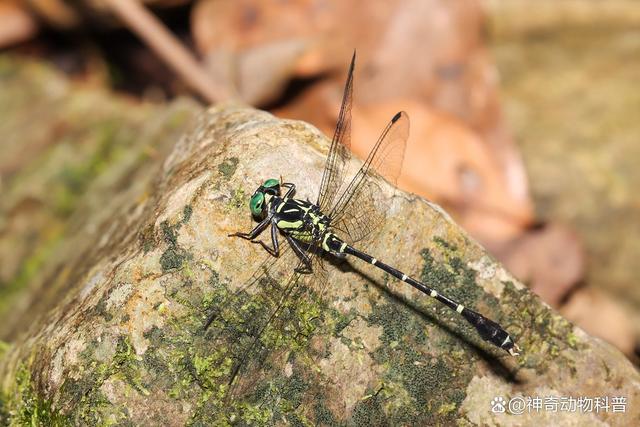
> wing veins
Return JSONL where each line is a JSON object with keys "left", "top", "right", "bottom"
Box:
{"left": 330, "top": 112, "right": 409, "bottom": 226}
{"left": 317, "top": 51, "right": 355, "bottom": 211}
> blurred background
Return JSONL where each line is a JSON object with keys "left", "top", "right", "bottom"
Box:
{"left": 1, "top": 0, "right": 639, "bottom": 363}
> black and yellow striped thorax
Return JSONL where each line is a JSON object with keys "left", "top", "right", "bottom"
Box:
{"left": 269, "top": 197, "right": 339, "bottom": 252}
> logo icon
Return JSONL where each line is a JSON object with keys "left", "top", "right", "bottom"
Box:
{"left": 491, "top": 397, "right": 507, "bottom": 413}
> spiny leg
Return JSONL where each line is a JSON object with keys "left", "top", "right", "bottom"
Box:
{"left": 228, "top": 215, "right": 271, "bottom": 240}
{"left": 251, "top": 222, "right": 280, "bottom": 257}
{"left": 281, "top": 182, "right": 296, "bottom": 198}
{"left": 285, "top": 235, "right": 313, "bottom": 274}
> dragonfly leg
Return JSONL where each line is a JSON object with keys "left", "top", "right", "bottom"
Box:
{"left": 251, "top": 222, "right": 280, "bottom": 257}
{"left": 228, "top": 215, "right": 271, "bottom": 239}
{"left": 281, "top": 182, "right": 296, "bottom": 198}
{"left": 286, "top": 235, "right": 313, "bottom": 274}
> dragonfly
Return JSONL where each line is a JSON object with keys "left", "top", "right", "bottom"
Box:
{"left": 205, "top": 52, "right": 520, "bottom": 406}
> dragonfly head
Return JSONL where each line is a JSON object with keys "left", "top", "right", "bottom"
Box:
{"left": 249, "top": 178, "right": 280, "bottom": 218}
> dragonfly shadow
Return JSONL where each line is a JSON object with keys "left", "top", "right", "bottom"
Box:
{"left": 335, "top": 260, "right": 524, "bottom": 384}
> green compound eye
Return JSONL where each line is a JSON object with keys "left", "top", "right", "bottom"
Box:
{"left": 249, "top": 192, "right": 265, "bottom": 216}
{"left": 263, "top": 178, "right": 279, "bottom": 188}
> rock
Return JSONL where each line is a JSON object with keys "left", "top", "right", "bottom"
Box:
{"left": 0, "top": 55, "right": 201, "bottom": 341}
{"left": 1, "top": 91, "right": 638, "bottom": 425}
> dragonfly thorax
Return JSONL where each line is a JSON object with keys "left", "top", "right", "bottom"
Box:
{"left": 270, "top": 197, "right": 331, "bottom": 244}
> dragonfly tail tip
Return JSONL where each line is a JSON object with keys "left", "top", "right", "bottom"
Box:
{"left": 508, "top": 344, "right": 522, "bottom": 357}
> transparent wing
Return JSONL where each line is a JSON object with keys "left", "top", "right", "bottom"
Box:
{"left": 224, "top": 266, "right": 304, "bottom": 396}
{"left": 203, "top": 245, "right": 296, "bottom": 331}
{"left": 225, "top": 261, "right": 330, "bottom": 404}
{"left": 204, "top": 239, "right": 330, "bottom": 415}
{"left": 316, "top": 51, "right": 355, "bottom": 212}
{"left": 330, "top": 112, "right": 410, "bottom": 246}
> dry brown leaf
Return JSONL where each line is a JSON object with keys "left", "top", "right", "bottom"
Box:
{"left": 191, "top": 0, "right": 394, "bottom": 99}
{"left": 353, "top": 99, "right": 534, "bottom": 241}
{"left": 0, "top": 1, "right": 39, "bottom": 48}
{"left": 200, "top": 39, "right": 312, "bottom": 105}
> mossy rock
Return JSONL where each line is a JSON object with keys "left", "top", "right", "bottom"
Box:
{"left": 0, "top": 59, "right": 638, "bottom": 425}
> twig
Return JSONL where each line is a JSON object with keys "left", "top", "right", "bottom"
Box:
{"left": 103, "top": 0, "right": 235, "bottom": 104}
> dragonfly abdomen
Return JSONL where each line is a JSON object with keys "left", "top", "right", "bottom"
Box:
{"left": 325, "top": 235, "right": 519, "bottom": 356}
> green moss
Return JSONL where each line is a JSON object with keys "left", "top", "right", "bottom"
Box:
{"left": 236, "top": 403, "right": 272, "bottom": 425}
{"left": 499, "top": 281, "right": 581, "bottom": 373}
{"left": 218, "top": 157, "right": 239, "bottom": 179}
{"left": 358, "top": 242, "right": 510, "bottom": 425}
{"left": 182, "top": 264, "right": 330, "bottom": 425}
{"left": 368, "top": 302, "right": 412, "bottom": 346}
{"left": 76, "top": 390, "right": 129, "bottom": 427}
{"left": 53, "top": 119, "right": 128, "bottom": 216}
{"left": 243, "top": 372, "right": 312, "bottom": 423}
{"left": 420, "top": 250, "right": 456, "bottom": 289}
{"left": 158, "top": 206, "right": 194, "bottom": 272}
{"left": 287, "top": 413, "right": 309, "bottom": 427}
{"left": 93, "top": 298, "right": 113, "bottom": 322}
{"left": 313, "top": 401, "right": 341, "bottom": 427}
{"left": 392, "top": 349, "right": 452, "bottom": 407}
{"left": 567, "top": 331, "right": 578, "bottom": 349}
{"left": 3, "top": 363, "right": 71, "bottom": 426}
{"left": 366, "top": 281, "right": 476, "bottom": 423}
{"left": 161, "top": 220, "right": 179, "bottom": 247}
{"left": 420, "top": 249, "right": 481, "bottom": 307}
{"left": 191, "top": 351, "right": 233, "bottom": 392}
{"left": 0, "top": 226, "right": 64, "bottom": 322}
{"left": 139, "top": 224, "right": 156, "bottom": 253}
{"left": 228, "top": 187, "right": 247, "bottom": 210}
{"left": 432, "top": 236, "right": 457, "bottom": 252}
{"left": 352, "top": 392, "right": 388, "bottom": 427}
{"left": 55, "top": 336, "right": 146, "bottom": 425}
{"left": 436, "top": 402, "right": 457, "bottom": 415}
{"left": 332, "top": 308, "right": 357, "bottom": 337}
{"left": 85, "top": 268, "right": 233, "bottom": 425}
{"left": 112, "top": 337, "right": 149, "bottom": 395}
{"left": 278, "top": 372, "right": 308, "bottom": 411}
{"left": 182, "top": 205, "right": 193, "bottom": 224}
{"left": 160, "top": 248, "right": 187, "bottom": 271}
